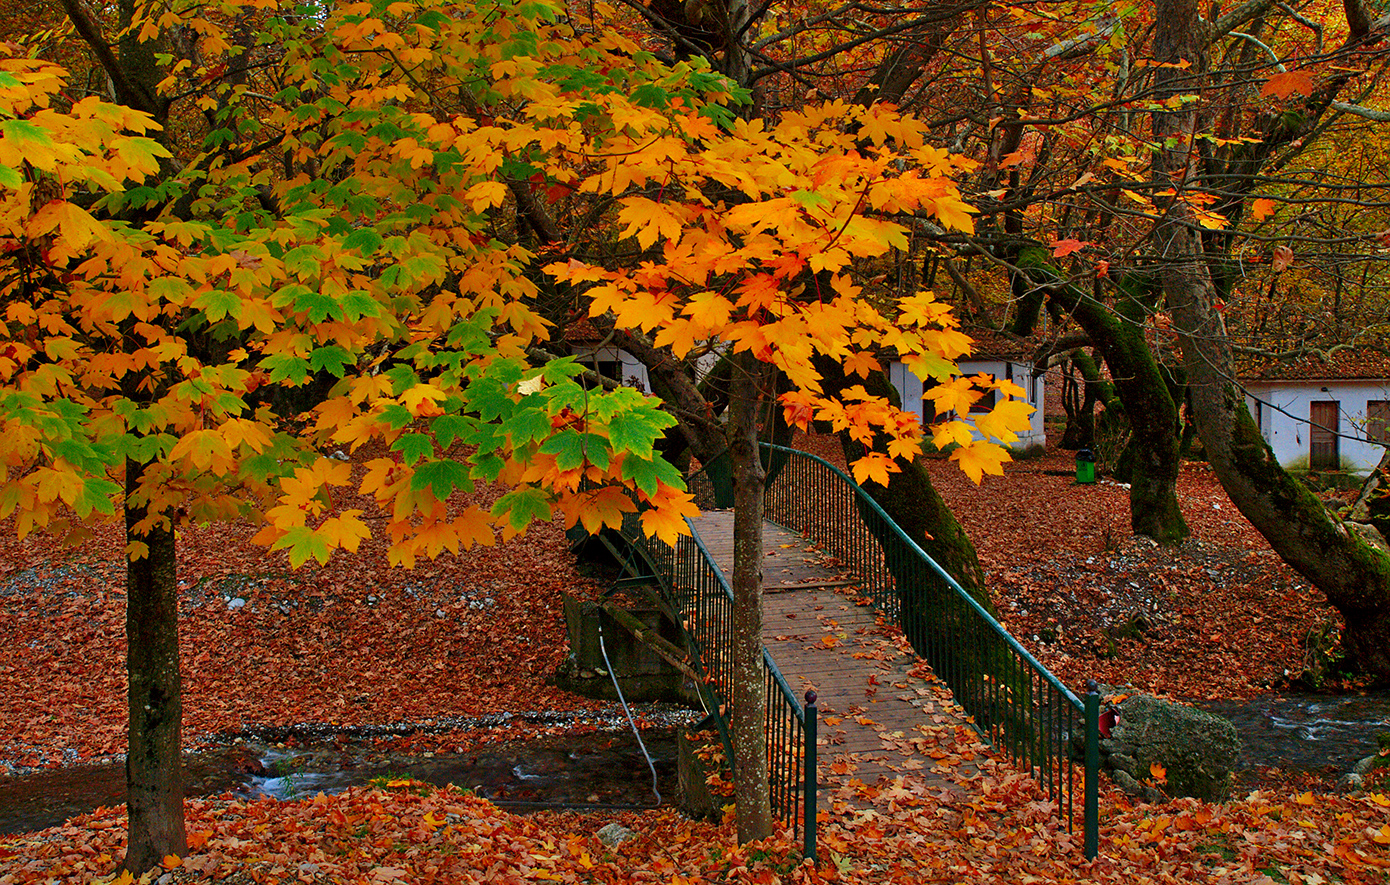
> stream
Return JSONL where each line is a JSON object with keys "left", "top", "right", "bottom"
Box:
{"left": 5, "top": 693, "right": 1389, "bottom": 835}
{"left": 0, "top": 729, "right": 678, "bottom": 836}
{"left": 1200, "top": 692, "right": 1390, "bottom": 777}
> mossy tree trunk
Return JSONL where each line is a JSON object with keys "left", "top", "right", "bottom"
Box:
{"left": 1016, "top": 247, "right": 1188, "bottom": 545}
{"left": 1155, "top": 0, "right": 1390, "bottom": 679}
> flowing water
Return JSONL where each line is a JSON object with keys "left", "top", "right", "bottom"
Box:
{"left": 0, "top": 729, "right": 677, "bottom": 835}
{"left": 1200, "top": 693, "right": 1390, "bottom": 776}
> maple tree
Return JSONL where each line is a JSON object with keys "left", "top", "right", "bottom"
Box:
{"left": 0, "top": 0, "right": 1032, "bottom": 869}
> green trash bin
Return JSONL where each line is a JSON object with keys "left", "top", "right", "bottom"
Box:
{"left": 1076, "top": 448, "right": 1096, "bottom": 484}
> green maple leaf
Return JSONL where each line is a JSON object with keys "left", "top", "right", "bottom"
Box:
{"left": 309, "top": 345, "right": 354, "bottom": 377}
{"left": 261, "top": 352, "right": 311, "bottom": 385}
{"left": 294, "top": 289, "right": 346, "bottom": 323}
{"left": 539, "top": 430, "right": 611, "bottom": 471}
{"left": 342, "top": 227, "right": 382, "bottom": 255}
{"left": 340, "top": 291, "right": 382, "bottom": 321}
{"left": 620, "top": 455, "right": 683, "bottom": 497}
{"left": 591, "top": 387, "right": 648, "bottom": 423}
{"left": 411, "top": 459, "right": 473, "bottom": 499}
{"left": 430, "top": 414, "right": 472, "bottom": 449}
{"left": 74, "top": 478, "right": 120, "bottom": 518}
{"left": 491, "top": 486, "right": 553, "bottom": 530}
{"left": 605, "top": 406, "right": 676, "bottom": 458}
{"left": 500, "top": 407, "right": 552, "bottom": 447}
{"left": 272, "top": 526, "right": 332, "bottom": 567}
{"left": 392, "top": 432, "right": 434, "bottom": 465}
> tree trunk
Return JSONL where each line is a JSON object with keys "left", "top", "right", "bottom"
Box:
{"left": 1154, "top": 0, "right": 1390, "bottom": 678}
{"left": 1017, "top": 247, "right": 1188, "bottom": 544}
{"left": 727, "top": 353, "right": 774, "bottom": 842}
{"left": 1058, "top": 353, "right": 1100, "bottom": 450}
{"left": 123, "top": 458, "right": 186, "bottom": 874}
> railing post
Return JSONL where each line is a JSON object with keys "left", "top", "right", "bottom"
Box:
{"left": 1084, "top": 680, "right": 1100, "bottom": 860}
{"left": 803, "top": 689, "right": 817, "bottom": 865}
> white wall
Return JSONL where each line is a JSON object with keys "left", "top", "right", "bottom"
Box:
{"left": 889, "top": 358, "right": 1046, "bottom": 450}
{"left": 571, "top": 346, "right": 652, "bottom": 392}
{"left": 1245, "top": 379, "right": 1390, "bottom": 474}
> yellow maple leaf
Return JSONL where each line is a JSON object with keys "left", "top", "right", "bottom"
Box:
{"left": 464, "top": 180, "right": 509, "bottom": 212}
{"left": 850, "top": 452, "right": 898, "bottom": 487}
{"left": 950, "top": 441, "right": 1009, "bottom": 483}
{"left": 683, "top": 290, "right": 735, "bottom": 333}
{"left": 653, "top": 319, "right": 701, "bottom": 359}
{"left": 975, "top": 399, "right": 1034, "bottom": 442}
{"left": 617, "top": 197, "right": 684, "bottom": 251}
{"left": 842, "top": 351, "right": 880, "bottom": 378}
{"left": 320, "top": 511, "right": 371, "bottom": 553}
{"left": 924, "top": 378, "right": 981, "bottom": 416}
{"left": 932, "top": 421, "right": 976, "bottom": 452}
{"left": 574, "top": 486, "right": 637, "bottom": 534}
{"left": 219, "top": 417, "right": 272, "bottom": 453}
{"left": 400, "top": 384, "right": 448, "bottom": 417}
{"left": 641, "top": 505, "right": 691, "bottom": 545}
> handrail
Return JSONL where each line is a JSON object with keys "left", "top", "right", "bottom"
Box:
{"left": 678, "top": 518, "right": 814, "bottom": 852}
{"left": 760, "top": 444, "right": 1083, "bottom": 708}
{"left": 619, "top": 507, "right": 817, "bottom": 858}
{"left": 758, "top": 442, "right": 1099, "bottom": 858}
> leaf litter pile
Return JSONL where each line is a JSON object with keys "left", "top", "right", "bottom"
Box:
{"left": 5, "top": 441, "right": 1390, "bottom": 882}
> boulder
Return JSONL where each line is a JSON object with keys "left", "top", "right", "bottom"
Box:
{"left": 596, "top": 823, "right": 636, "bottom": 847}
{"left": 1108, "top": 693, "right": 1240, "bottom": 801}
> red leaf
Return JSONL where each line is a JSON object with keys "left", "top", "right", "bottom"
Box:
{"left": 1260, "top": 70, "right": 1315, "bottom": 100}
{"left": 1051, "top": 238, "right": 1088, "bottom": 258}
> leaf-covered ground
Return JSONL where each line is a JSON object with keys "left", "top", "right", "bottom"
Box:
{"left": 4, "top": 437, "right": 1390, "bottom": 883}
{"left": 0, "top": 460, "right": 610, "bottom": 772}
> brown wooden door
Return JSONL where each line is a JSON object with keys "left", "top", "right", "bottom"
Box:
{"left": 1368, "top": 400, "right": 1390, "bottom": 444}
{"left": 1310, "top": 401, "right": 1339, "bottom": 470}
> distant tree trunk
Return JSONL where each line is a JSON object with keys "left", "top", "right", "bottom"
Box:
{"left": 123, "top": 458, "right": 185, "bottom": 873}
{"left": 1058, "top": 353, "right": 1096, "bottom": 449}
{"left": 1155, "top": 0, "right": 1390, "bottom": 678}
{"left": 727, "top": 353, "right": 774, "bottom": 842}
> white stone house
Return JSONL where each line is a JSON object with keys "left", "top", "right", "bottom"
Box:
{"left": 887, "top": 332, "right": 1046, "bottom": 451}
{"left": 1244, "top": 352, "right": 1390, "bottom": 475}
{"left": 564, "top": 319, "right": 652, "bottom": 392}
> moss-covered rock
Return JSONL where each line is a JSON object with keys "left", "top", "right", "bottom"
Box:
{"left": 1112, "top": 694, "right": 1241, "bottom": 801}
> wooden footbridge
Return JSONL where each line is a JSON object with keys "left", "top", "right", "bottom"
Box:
{"left": 690, "top": 510, "right": 980, "bottom": 793}
{"left": 652, "top": 444, "right": 1100, "bottom": 859}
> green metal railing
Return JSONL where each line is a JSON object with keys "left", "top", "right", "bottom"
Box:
{"left": 760, "top": 443, "right": 1100, "bottom": 858}
{"left": 633, "top": 515, "right": 818, "bottom": 860}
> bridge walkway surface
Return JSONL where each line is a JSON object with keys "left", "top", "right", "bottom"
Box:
{"left": 688, "top": 510, "right": 986, "bottom": 805}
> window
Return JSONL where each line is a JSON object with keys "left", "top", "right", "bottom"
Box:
{"left": 1368, "top": 400, "right": 1390, "bottom": 444}
{"left": 1310, "top": 401, "right": 1340, "bottom": 470}
{"left": 970, "top": 374, "right": 998, "bottom": 413}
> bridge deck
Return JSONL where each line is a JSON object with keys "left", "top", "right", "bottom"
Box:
{"left": 688, "top": 510, "right": 981, "bottom": 797}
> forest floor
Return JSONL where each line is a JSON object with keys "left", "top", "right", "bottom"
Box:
{"left": 2, "top": 438, "right": 1390, "bottom": 883}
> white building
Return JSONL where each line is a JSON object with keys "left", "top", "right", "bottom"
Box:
{"left": 887, "top": 332, "right": 1046, "bottom": 451}
{"left": 1244, "top": 352, "right": 1390, "bottom": 475}
{"left": 564, "top": 319, "right": 652, "bottom": 392}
